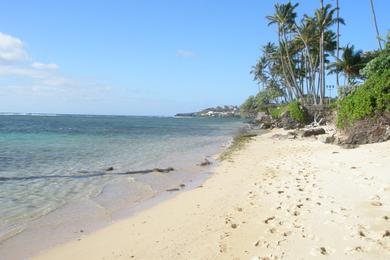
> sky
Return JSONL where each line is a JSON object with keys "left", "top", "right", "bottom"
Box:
{"left": 0, "top": 0, "right": 389, "bottom": 116}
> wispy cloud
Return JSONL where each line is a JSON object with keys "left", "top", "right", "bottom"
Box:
{"left": 0, "top": 31, "right": 114, "bottom": 102}
{"left": 0, "top": 32, "right": 28, "bottom": 63}
{"left": 176, "top": 50, "right": 196, "bottom": 58}
{"left": 32, "top": 62, "right": 59, "bottom": 70}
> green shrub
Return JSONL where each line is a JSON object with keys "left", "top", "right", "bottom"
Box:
{"left": 269, "top": 105, "right": 286, "bottom": 119}
{"left": 360, "top": 48, "right": 390, "bottom": 78}
{"left": 287, "top": 101, "right": 307, "bottom": 122}
{"left": 337, "top": 70, "right": 390, "bottom": 128}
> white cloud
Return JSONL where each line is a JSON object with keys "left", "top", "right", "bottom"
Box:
{"left": 176, "top": 50, "right": 195, "bottom": 58}
{"left": 0, "top": 65, "right": 48, "bottom": 78}
{"left": 0, "top": 32, "right": 119, "bottom": 106}
{"left": 32, "top": 62, "right": 59, "bottom": 70}
{"left": 0, "top": 32, "right": 28, "bottom": 63}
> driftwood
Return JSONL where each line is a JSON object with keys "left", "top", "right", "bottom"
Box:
{"left": 0, "top": 167, "right": 175, "bottom": 182}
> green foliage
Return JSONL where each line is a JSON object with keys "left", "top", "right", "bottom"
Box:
{"left": 287, "top": 101, "right": 307, "bottom": 122}
{"left": 269, "top": 106, "right": 286, "bottom": 119}
{"left": 360, "top": 48, "right": 390, "bottom": 78}
{"left": 337, "top": 70, "right": 390, "bottom": 128}
{"left": 268, "top": 101, "right": 307, "bottom": 123}
{"left": 240, "top": 87, "right": 283, "bottom": 117}
{"left": 240, "top": 96, "right": 258, "bottom": 117}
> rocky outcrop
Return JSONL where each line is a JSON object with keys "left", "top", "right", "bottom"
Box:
{"left": 255, "top": 111, "right": 304, "bottom": 130}
{"left": 256, "top": 112, "right": 273, "bottom": 129}
{"left": 277, "top": 111, "right": 303, "bottom": 130}
{"left": 343, "top": 113, "right": 390, "bottom": 145}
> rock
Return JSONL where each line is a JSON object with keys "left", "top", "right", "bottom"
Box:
{"left": 105, "top": 167, "right": 114, "bottom": 171}
{"left": 166, "top": 188, "right": 180, "bottom": 192}
{"left": 153, "top": 167, "right": 174, "bottom": 173}
{"left": 318, "top": 134, "right": 336, "bottom": 144}
{"left": 256, "top": 112, "right": 273, "bottom": 129}
{"left": 301, "top": 128, "right": 326, "bottom": 137}
{"left": 344, "top": 113, "right": 390, "bottom": 145}
{"left": 199, "top": 158, "right": 212, "bottom": 166}
{"left": 279, "top": 111, "right": 302, "bottom": 130}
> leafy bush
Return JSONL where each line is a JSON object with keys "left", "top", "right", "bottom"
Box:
{"left": 360, "top": 48, "right": 390, "bottom": 78}
{"left": 240, "top": 95, "right": 258, "bottom": 117}
{"left": 268, "top": 101, "right": 307, "bottom": 123}
{"left": 240, "top": 87, "right": 284, "bottom": 117}
{"left": 337, "top": 70, "right": 390, "bottom": 128}
{"left": 287, "top": 101, "right": 307, "bottom": 122}
{"left": 269, "top": 106, "right": 286, "bottom": 119}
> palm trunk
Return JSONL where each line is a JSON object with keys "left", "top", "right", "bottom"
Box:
{"left": 369, "top": 0, "right": 383, "bottom": 50}
{"left": 336, "top": 0, "right": 340, "bottom": 92}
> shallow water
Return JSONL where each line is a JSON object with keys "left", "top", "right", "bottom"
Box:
{"left": 0, "top": 114, "right": 243, "bottom": 257}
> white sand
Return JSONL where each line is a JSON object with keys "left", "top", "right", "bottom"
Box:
{"left": 35, "top": 129, "right": 390, "bottom": 259}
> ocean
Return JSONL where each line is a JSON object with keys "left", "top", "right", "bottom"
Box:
{"left": 0, "top": 114, "right": 243, "bottom": 258}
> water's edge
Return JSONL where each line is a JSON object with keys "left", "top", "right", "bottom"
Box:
{"left": 0, "top": 121, "right": 251, "bottom": 260}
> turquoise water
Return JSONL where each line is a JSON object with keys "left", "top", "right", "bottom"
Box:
{"left": 0, "top": 115, "right": 243, "bottom": 246}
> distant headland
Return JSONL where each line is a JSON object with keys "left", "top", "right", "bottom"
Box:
{"left": 175, "top": 105, "right": 240, "bottom": 118}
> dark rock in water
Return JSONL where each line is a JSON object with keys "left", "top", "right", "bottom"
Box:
{"left": 153, "top": 167, "right": 174, "bottom": 173}
{"left": 301, "top": 128, "right": 326, "bottom": 137}
{"left": 199, "top": 158, "right": 212, "bottom": 166}
{"left": 166, "top": 188, "right": 180, "bottom": 192}
{"left": 78, "top": 170, "right": 89, "bottom": 174}
{"left": 344, "top": 113, "right": 390, "bottom": 145}
{"left": 105, "top": 167, "right": 114, "bottom": 171}
{"left": 180, "top": 184, "right": 186, "bottom": 188}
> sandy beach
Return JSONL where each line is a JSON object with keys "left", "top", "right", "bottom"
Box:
{"left": 34, "top": 129, "right": 390, "bottom": 259}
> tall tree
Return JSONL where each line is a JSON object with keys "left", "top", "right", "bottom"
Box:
{"left": 266, "top": 2, "right": 304, "bottom": 100}
{"left": 328, "top": 45, "right": 365, "bottom": 84}
{"left": 369, "top": 0, "right": 383, "bottom": 50}
{"left": 336, "top": 0, "right": 340, "bottom": 90}
{"left": 315, "top": 3, "right": 342, "bottom": 104}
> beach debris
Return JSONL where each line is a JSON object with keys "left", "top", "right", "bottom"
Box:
{"left": 199, "top": 158, "right": 212, "bottom": 166}
{"left": 231, "top": 223, "right": 238, "bottom": 229}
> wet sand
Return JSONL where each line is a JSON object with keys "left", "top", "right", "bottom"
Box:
{"left": 35, "top": 129, "right": 390, "bottom": 259}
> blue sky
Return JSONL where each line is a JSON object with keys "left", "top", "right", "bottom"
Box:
{"left": 0, "top": 0, "right": 389, "bottom": 116}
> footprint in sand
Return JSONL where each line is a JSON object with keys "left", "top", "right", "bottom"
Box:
{"left": 264, "top": 216, "right": 275, "bottom": 224}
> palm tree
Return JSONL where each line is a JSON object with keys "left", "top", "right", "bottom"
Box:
{"left": 328, "top": 45, "right": 364, "bottom": 84}
{"left": 369, "top": 0, "right": 383, "bottom": 50}
{"left": 336, "top": 0, "right": 340, "bottom": 91}
{"left": 315, "top": 3, "right": 344, "bottom": 104}
{"left": 266, "top": 3, "right": 303, "bottom": 99}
